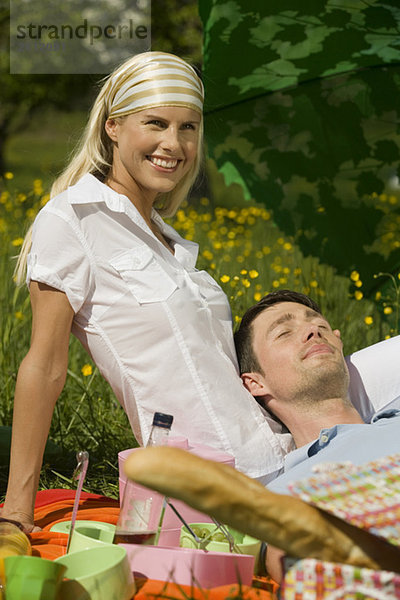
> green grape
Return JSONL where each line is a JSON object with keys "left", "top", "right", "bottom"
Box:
{"left": 210, "top": 532, "right": 225, "bottom": 542}
{"left": 199, "top": 528, "right": 210, "bottom": 539}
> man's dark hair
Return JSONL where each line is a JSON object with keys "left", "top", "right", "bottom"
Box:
{"left": 234, "top": 289, "right": 322, "bottom": 375}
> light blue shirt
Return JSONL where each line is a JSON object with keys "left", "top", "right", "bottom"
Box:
{"left": 268, "top": 409, "right": 400, "bottom": 495}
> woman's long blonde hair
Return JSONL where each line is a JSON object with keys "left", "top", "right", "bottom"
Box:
{"left": 14, "top": 52, "right": 204, "bottom": 285}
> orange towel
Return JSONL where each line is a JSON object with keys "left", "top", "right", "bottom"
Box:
{"left": 135, "top": 580, "right": 276, "bottom": 600}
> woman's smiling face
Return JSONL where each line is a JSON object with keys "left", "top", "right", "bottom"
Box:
{"left": 105, "top": 106, "right": 201, "bottom": 202}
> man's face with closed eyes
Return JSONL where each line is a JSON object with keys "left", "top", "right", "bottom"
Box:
{"left": 243, "top": 301, "right": 349, "bottom": 405}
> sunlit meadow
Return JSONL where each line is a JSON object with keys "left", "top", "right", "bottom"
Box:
{"left": 1, "top": 173, "right": 399, "bottom": 497}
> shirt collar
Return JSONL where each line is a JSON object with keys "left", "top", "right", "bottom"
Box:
{"left": 283, "top": 443, "right": 311, "bottom": 471}
{"left": 68, "top": 173, "right": 199, "bottom": 269}
{"left": 284, "top": 409, "right": 400, "bottom": 472}
{"left": 152, "top": 211, "right": 199, "bottom": 268}
{"left": 370, "top": 407, "right": 400, "bottom": 422}
{"left": 68, "top": 173, "right": 145, "bottom": 222}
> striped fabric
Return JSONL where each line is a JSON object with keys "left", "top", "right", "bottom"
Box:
{"left": 107, "top": 52, "right": 204, "bottom": 118}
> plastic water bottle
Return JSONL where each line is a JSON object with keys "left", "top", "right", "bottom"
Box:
{"left": 146, "top": 412, "right": 174, "bottom": 447}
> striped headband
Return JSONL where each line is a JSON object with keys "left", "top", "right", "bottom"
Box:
{"left": 107, "top": 52, "right": 204, "bottom": 118}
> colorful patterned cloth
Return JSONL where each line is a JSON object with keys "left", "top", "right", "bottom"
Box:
{"left": 281, "top": 558, "right": 400, "bottom": 600}
{"left": 280, "top": 454, "right": 400, "bottom": 599}
{"left": 289, "top": 453, "right": 400, "bottom": 547}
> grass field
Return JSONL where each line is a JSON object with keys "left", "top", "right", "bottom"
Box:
{"left": 1, "top": 110, "right": 399, "bottom": 500}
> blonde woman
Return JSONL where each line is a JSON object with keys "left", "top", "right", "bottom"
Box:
{"left": 2, "top": 52, "right": 290, "bottom": 532}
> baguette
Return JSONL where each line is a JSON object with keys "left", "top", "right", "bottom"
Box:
{"left": 124, "top": 446, "right": 400, "bottom": 573}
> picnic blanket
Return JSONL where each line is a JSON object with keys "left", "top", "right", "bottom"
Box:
{"left": 22, "top": 489, "right": 277, "bottom": 600}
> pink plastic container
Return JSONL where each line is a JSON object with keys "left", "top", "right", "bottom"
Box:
{"left": 117, "top": 440, "right": 253, "bottom": 586}
{"left": 118, "top": 438, "right": 235, "bottom": 538}
{"left": 120, "top": 543, "right": 255, "bottom": 587}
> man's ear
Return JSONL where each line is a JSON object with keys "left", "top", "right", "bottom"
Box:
{"left": 333, "top": 329, "right": 341, "bottom": 338}
{"left": 241, "top": 371, "right": 270, "bottom": 397}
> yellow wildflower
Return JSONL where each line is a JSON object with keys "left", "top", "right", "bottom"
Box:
{"left": 4, "top": 172, "right": 14, "bottom": 179}
{"left": 310, "top": 280, "right": 318, "bottom": 288}
{"left": 355, "top": 291, "right": 363, "bottom": 300}
{"left": 202, "top": 250, "right": 213, "bottom": 261}
{"left": 272, "top": 280, "right": 280, "bottom": 288}
{"left": 220, "top": 275, "right": 230, "bottom": 283}
{"left": 14, "top": 311, "right": 24, "bottom": 320}
{"left": 375, "top": 291, "right": 382, "bottom": 301}
{"left": 355, "top": 280, "right": 362, "bottom": 288}
{"left": 33, "top": 178, "right": 43, "bottom": 193}
{"left": 364, "top": 316, "right": 373, "bottom": 325}
{"left": 12, "top": 237, "right": 24, "bottom": 247}
{"left": 234, "top": 315, "right": 241, "bottom": 324}
{"left": 254, "top": 292, "right": 262, "bottom": 302}
{"left": 350, "top": 270, "right": 359, "bottom": 282}
{"left": 242, "top": 279, "right": 250, "bottom": 288}
{"left": 200, "top": 197, "right": 210, "bottom": 206}
{"left": 81, "top": 364, "right": 93, "bottom": 376}
{"left": 262, "top": 246, "right": 271, "bottom": 255}
{"left": 384, "top": 306, "right": 393, "bottom": 315}
{"left": 283, "top": 242, "right": 292, "bottom": 251}
{"left": 240, "top": 269, "right": 248, "bottom": 275}
{"left": 249, "top": 270, "right": 259, "bottom": 279}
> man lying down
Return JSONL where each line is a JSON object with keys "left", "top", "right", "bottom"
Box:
{"left": 233, "top": 289, "right": 400, "bottom": 580}
{"left": 124, "top": 290, "right": 400, "bottom": 583}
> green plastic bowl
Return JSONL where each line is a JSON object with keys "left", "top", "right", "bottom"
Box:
{"left": 179, "top": 522, "right": 261, "bottom": 559}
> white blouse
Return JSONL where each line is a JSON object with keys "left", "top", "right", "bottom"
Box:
{"left": 27, "top": 174, "right": 293, "bottom": 480}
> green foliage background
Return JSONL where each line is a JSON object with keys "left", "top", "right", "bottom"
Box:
{"left": 199, "top": 0, "right": 400, "bottom": 294}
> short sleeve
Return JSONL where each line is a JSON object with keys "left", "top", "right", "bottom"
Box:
{"left": 346, "top": 336, "right": 400, "bottom": 420}
{"left": 27, "top": 208, "right": 92, "bottom": 313}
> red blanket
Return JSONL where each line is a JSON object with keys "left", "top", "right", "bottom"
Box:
{"left": 22, "top": 489, "right": 278, "bottom": 599}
